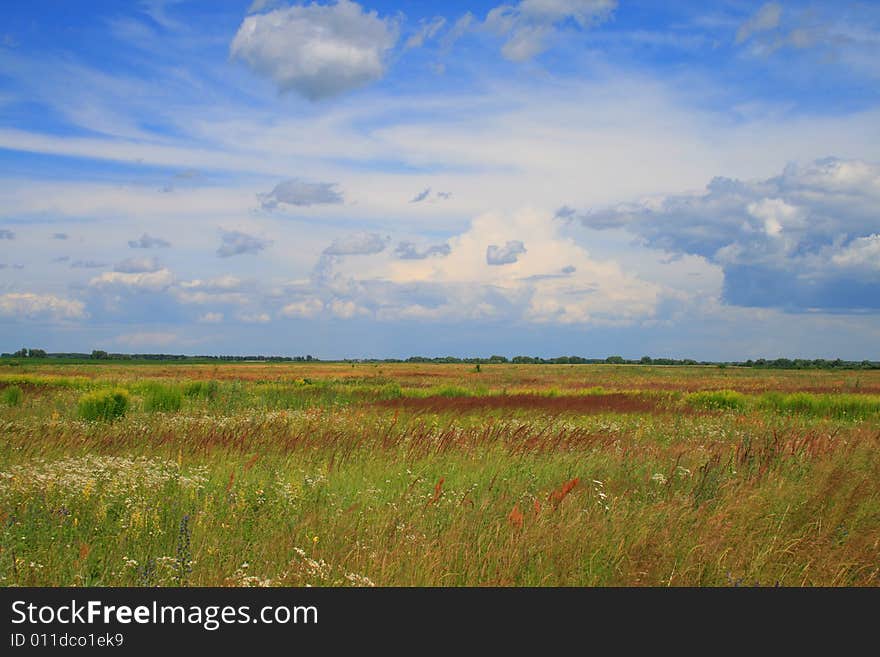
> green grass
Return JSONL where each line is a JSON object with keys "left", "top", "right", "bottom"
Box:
{"left": 2, "top": 363, "right": 879, "bottom": 586}
{"left": 142, "top": 383, "right": 183, "bottom": 413}
{"left": 685, "top": 390, "right": 749, "bottom": 411}
{"left": 1, "top": 385, "right": 23, "bottom": 406}
{"left": 183, "top": 380, "right": 219, "bottom": 400}
{"left": 77, "top": 389, "right": 130, "bottom": 422}
{"left": 758, "top": 392, "right": 880, "bottom": 420}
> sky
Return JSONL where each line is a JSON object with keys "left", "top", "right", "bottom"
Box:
{"left": 0, "top": 0, "right": 879, "bottom": 359}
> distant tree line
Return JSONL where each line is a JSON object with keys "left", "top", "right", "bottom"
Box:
{"left": 1, "top": 349, "right": 314, "bottom": 362}
{"left": 2, "top": 348, "right": 878, "bottom": 369}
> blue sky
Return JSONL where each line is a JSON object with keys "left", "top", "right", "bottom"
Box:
{"left": 1, "top": 0, "right": 879, "bottom": 359}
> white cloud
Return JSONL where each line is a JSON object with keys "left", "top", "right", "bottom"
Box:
{"left": 313, "top": 208, "right": 670, "bottom": 325}
{"left": 128, "top": 233, "right": 171, "bottom": 248}
{"left": 175, "top": 276, "right": 248, "bottom": 305}
{"left": 198, "top": 312, "right": 224, "bottom": 323}
{"left": 237, "top": 312, "right": 271, "bottom": 323}
{"left": 485, "top": 0, "right": 616, "bottom": 61}
{"left": 394, "top": 241, "right": 451, "bottom": 260}
{"left": 89, "top": 268, "right": 174, "bottom": 291}
{"left": 217, "top": 230, "right": 272, "bottom": 258}
{"left": 405, "top": 16, "right": 446, "bottom": 49}
{"left": 735, "top": 2, "right": 782, "bottom": 45}
{"left": 230, "top": 0, "right": 399, "bottom": 100}
{"left": 323, "top": 232, "right": 388, "bottom": 256}
{"left": 258, "top": 178, "right": 343, "bottom": 210}
{"left": 330, "top": 298, "right": 365, "bottom": 319}
{"left": 114, "top": 256, "right": 161, "bottom": 273}
{"left": 565, "top": 157, "right": 880, "bottom": 310}
{"left": 486, "top": 240, "right": 527, "bottom": 265}
{"left": 832, "top": 234, "right": 880, "bottom": 270}
{"left": 280, "top": 298, "right": 324, "bottom": 318}
{"left": 0, "top": 293, "right": 86, "bottom": 320}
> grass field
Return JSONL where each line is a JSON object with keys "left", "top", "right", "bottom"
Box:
{"left": 1, "top": 361, "right": 878, "bottom": 586}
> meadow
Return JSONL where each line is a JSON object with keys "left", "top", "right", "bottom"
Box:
{"left": 1, "top": 361, "right": 878, "bottom": 587}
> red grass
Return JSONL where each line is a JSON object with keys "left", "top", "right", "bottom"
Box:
{"left": 549, "top": 477, "right": 580, "bottom": 509}
{"left": 427, "top": 477, "right": 445, "bottom": 506}
{"left": 508, "top": 504, "right": 524, "bottom": 529}
{"left": 376, "top": 393, "right": 665, "bottom": 414}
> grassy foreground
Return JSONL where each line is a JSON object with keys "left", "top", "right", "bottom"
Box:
{"left": 1, "top": 362, "right": 878, "bottom": 586}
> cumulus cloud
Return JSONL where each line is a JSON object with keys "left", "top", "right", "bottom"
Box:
{"left": 230, "top": 0, "right": 399, "bottom": 100}
{"left": 486, "top": 240, "right": 527, "bottom": 265}
{"left": 52, "top": 232, "right": 68, "bottom": 240}
{"left": 485, "top": 0, "right": 616, "bottom": 61}
{"left": 198, "top": 312, "right": 224, "bottom": 323}
{"left": 237, "top": 312, "right": 271, "bottom": 323}
{"left": 114, "top": 256, "right": 161, "bottom": 273}
{"left": 51, "top": 255, "right": 70, "bottom": 263}
{"left": 304, "top": 209, "right": 669, "bottom": 326}
{"left": 259, "top": 178, "right": 344, "bottom": 210}
{"left": 563, "top": 157, "right": 880, "bottom": 310}
{"left": 323, "top": 232, "right": 388, "bottom": 256}
{"left": 0, "top": 229, "right": 14, "bottom": 239}
{"left": 394, "top": 241, "right": 451, "bottom": 260}
{"left": 128, "top": 233, "right": 171, "bottom": 248}
{"left": 217, "top": 230, "right": 272, "bottom": 258}
{"left": 89, "top": 268, "right": 174, "bottom": 292}
{"left": 280, "top": 297, "right": 324, "bottom": 318}
{"left": 832, "top": 234, "right": 880, "bottom": 270}
{"left": 0, "top": 292, "right": 86, "bottom": 320}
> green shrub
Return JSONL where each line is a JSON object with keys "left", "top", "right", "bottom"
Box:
{"left": 2, "top": 385, "right": 23, "bottom": 406}
{"left": 183, "top": 380, "right": 219, "bottom": 400}
{"left": 78, "top": 389, "right": 129, "bottom": 421}
{"left": 143, "top": 383, "right": 183, "bottom": 413}
{"left": 685, "top": 390, "right": 748, "bottom": 411}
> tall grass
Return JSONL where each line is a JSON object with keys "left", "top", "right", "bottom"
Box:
{"left": 183, "top": 380, "right": 219, "bottom": 400}
{"left": 758, "top": 392, "right": 880, "bottom": 419}
{"left": 685, "top": 390, "right": 749, "bottom": 411}
{"left": 77, "top": 389, "right": 130, "bottom": 421}
{"left": 143, "top": 383, "right": 183, "bottom": 413}
{"left": 2, "top": 385, "right": 23, "bottom": 406}
{"left": 2, "top": 362, "right": 879, "bottom": 586}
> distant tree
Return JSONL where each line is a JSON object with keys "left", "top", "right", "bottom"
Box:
{"left": 605, "top": 355, "right": 625, "bottom": 364}
{"left": 91, "top": 350, "right": 109, "bottom": 360}
{"left": 640, "top": 356, "right": 653, "bottom": 364}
